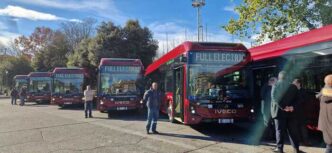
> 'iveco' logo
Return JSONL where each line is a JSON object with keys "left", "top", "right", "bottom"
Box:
{"left": 215, "top": 109, "right": 237, "bottom": 114}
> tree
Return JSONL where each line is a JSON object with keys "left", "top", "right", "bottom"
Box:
{"left": 32, "top": 31, "right": 69, "bottom": 71}
{"left": 60, "top": 18, "right": 97, "bottom": 54}
{"left": 67, "top": 20, "right": 158, "bottom": 86}
{"left": 14, "top": 27, "right": 54, "bottom": 56}
{"left": 0, "top": 55, "right": 33, "bottom": 88}
{"left": 87, "top": 20, "right": 158, "bottom": 67}
{"left": 223, "top": 0, "right": 332, "bottom": 44}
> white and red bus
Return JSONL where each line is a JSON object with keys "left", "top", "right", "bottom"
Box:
{"left": 51, "top": 68, "right": 86, "bottom": 107}
{"left": 13, "top": 75, "right": 29, "bottom": 90}
{"left": 145, "top": 41, "right": 254, "bottom": 125}
{"left": 97, "top": 58, "right": 145, "bottom": 116}
{"left": 27, "top": 72, "right": 52, "bottom": 104}
{"left": 249, "top": 25, "right": 332, "bottom": 130}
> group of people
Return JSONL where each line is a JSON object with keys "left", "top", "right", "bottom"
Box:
{"left": 261, "top": 71, "right": 332, "bottom": 153}
{"left": 10, "top": 86, "right": 27, "bottom": 106}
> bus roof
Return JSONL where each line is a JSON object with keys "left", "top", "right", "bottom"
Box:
{"left": 14, "top": 75, "right": 29, "bottom": 79}
{"left": 52, "top": 67, "right": 85, "bottom": 74}
{"left": 145, "top": 41, "right": 248, "bottom": 76}
{"left": 28, "top": 72, "right": 52, "bottom": 77}
{"left": 99, "top": 58, "right": 143, "bottom": 67}
{"left": 249, "top": 24, "right": 332, "bottom": 61}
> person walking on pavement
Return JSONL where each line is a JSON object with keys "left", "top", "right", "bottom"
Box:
{"left": 292, "top": 79, "right": 311, "bottom": 146}
{"left": 10, "top": 87, "right": 18, "bottom": 105}
{"left": 141, "top": 82, "right": 162, "bottom": 134}
{"left": 317, "top": 74, "right": 332, "bottom": 153}
{"left": 261, "top": 77, "right": 277, "bottom": 140}
{"left": 19, "top": 86, "right": 27, "bottom": 106}
{"left": 84, "top": 85, "right": 94, "bottom": 118}
{"left": 271, "top": 71, "right": 302, "bottom": 153}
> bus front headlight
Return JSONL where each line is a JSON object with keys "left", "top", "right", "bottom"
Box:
{"left": 100, "top": 101, "right": 104, "bottom": 105}
{"left": 250, "top": 109, "right": 254, "bottom": 113}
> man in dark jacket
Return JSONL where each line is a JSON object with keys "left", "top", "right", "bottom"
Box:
{"left": 142, "top": 82, "right": 162, "bottom": 134}
{"left": 261, "top": 77, "right": 277, "bottom": 140}
{"left": 271, "top": 71, "right": 301, "bottom": 153}
{"left": 293, "top": 79, "right": 311, "bottom": 146}
{"left": 10, "top": 88, "right": 18, "bottom": 105}
{"left": 19, "top": 86, "right": 27, "bottom": 106}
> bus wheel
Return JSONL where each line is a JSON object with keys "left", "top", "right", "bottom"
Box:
{"left": 168, "top": 104, "right": 175, "bottom": 123}
{"left": 58, "top": 104, "right": 64, "bottom": 108}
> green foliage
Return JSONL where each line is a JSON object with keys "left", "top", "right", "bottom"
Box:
{"left": 0, "top": 55, "right": 33, "bottom": 88}
{"left": 32, "top": 31, "right": 69, "bottom": 71}
{"left": 67, "top": 20, "right": 158, "bottom": 86}
{"left": 223, "top": 0, "right": 332, "bottom": 44}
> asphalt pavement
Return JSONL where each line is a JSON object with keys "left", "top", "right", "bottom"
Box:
{"left": 0, "top": 98, "right": 326, "bottom": 153}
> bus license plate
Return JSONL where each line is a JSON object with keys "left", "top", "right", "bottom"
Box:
{"left": 218, "top": 119, "right": 234, "bottom": 124}
{"left": 117, "top": 107, "right": 127, "bottom": 110}
{"left": 64, "top": 102, "right": 72, "bottom": 104}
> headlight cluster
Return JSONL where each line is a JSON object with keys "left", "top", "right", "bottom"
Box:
{"left": 190, "top": 106, "right": 196, "bottom": 114}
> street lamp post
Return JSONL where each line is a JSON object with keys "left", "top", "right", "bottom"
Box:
{"left": 5, "top": 70, "right": 8, "bottom": 88}
{"left": 192, "top": 0, "right": 205, "bottom": 42}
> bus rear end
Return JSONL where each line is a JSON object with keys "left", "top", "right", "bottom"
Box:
{"left": 27, "top": 72, "right": 52, "bottom": 103}
{"left": 51, "top": 68, "right": 85, "bottom": 107}
{"left": 97, "top": 58, "right": 144, "bottom": 115}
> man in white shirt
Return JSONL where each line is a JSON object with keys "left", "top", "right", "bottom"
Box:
{"left": 84, "top": 85, "right": 94, "bottom": 118}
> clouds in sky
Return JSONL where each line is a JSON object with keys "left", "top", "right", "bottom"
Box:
{"left": 0, "top": 5, "right": 80, "bottom": 21}
{"left": 13, "top": 0, "right": 127, "bottom": 23}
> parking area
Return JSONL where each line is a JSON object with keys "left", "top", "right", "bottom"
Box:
{"left": 0, "top": 98, "right": 325, "bottom": 153}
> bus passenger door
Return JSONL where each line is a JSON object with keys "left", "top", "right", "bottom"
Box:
{"left": 173, "top": 66, "right": 184, "bottom": 121}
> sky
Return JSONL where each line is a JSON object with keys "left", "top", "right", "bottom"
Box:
{"left": 0, "top": 0, "right": 250, "bottom": 56}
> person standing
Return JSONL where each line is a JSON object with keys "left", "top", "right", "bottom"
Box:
{"left": 19, "top": 86, "right": 27, "bottom": 106}
{"left": 261, "top": 77, "right": 277, "bottom": 140}
{"left": 141, "top": 82, "right": 162, "bottom": 134}
{"left": 10, "top": 87, "right": 18, "bottom": 105}
{"left": 84, "top": 85, "right": 94, "bottom": 118}
{"left": 317, "top": 74, "right": 332, "bottom": 153}
{"left": 271, "top": 71, "right": 302, "bottom": 153}
{"left": 292, "top": 79, "right": 311, "bottom": 146}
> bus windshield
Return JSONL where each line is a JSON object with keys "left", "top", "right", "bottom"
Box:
{"left": 15, "top": 79, "right": 28, "bottom": 89}
{"left": 188, "top": 65, "right": 247, "bottom": 100}
{"left": 29, "top": 77, "right": 51, "bottom": 93}
{"left": 100, "top": 73, "right": 141, "bottom": 95}
{"left": 53, "top": 74, "right": 83, "bottom": 94}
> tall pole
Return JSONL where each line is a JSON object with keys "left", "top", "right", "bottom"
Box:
{"left": 197, "top": 7, "right": 200, "bottom": 42}
{"left": 192, "top": 0, "right": 205, "bottom": 42}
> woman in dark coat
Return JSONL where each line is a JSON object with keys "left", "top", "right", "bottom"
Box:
{"left": 318, "top": 74, "right": 332, "bottom": 153}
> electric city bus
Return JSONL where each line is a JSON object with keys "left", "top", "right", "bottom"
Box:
{"left": 145, "top": 41, "right": 254, "bottom": 125}
{"left": 27, "top": 72, "right": 52, "bottom": 104}
{"left": 249, "top": 25, "right": 332, "bottom": 130}
{"left": 51, "top": 68, "right": 86, "bottom": 107}
{"left": 97, "top": 58, "right": 145, "bottom": 116}
{"left": 13, "top": 75, "right": 29, "bottom": 90}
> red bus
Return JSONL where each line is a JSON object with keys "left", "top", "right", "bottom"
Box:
{"left": 145, "top": 41, "right": 254, "bottom": 125}
{"left": 249, "top": 25, "right": 332, "bottom": 130}
{"left": 97, "top": 58, "right": 145, "bottom": 116}
{"left": 27, "top": 72, "right": 52, "bottom": 104}
{"left": 51, "top": 68, "right": 86, "bottom": 107}
{"left": 13, "top": 75, "right": 29, "bottom": 90}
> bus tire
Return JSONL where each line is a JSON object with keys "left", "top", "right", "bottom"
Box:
{"left": 58, "top": 104, "right": 64, "bottom": 108}
{"left": 168, "top": 104, "right": 175, "bottom": 123}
